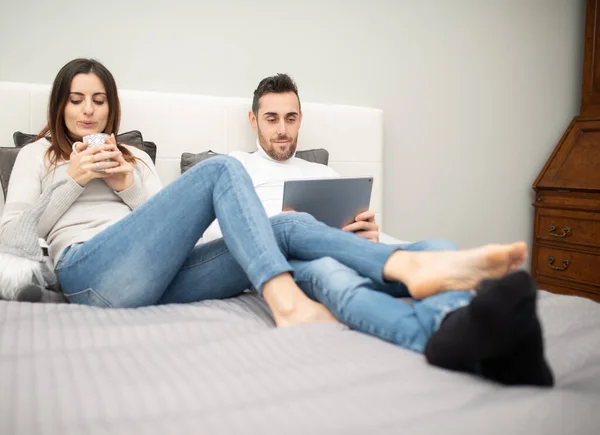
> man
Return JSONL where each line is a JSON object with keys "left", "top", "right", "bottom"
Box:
{"left": 200, "top": 74, "right": 554, "bottom": 387}
{"left": 201, "top": 73, "right": 378, "bottom": 243}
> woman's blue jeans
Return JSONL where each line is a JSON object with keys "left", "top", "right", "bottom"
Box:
{"left": 56, "top": 156, "right": 398, "bottom": 308}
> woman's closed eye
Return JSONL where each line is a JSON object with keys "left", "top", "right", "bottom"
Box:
{"left": 69, "top": 99, "right": 105, "bottom": 105}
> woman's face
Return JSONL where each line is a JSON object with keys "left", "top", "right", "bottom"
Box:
{"left": 64, "top": 73, "right": 109, "bottom": 140}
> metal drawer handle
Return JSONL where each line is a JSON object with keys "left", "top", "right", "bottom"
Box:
{"left": 548, "top": 224, "right": 571, "bottom": 238}
{"left": 548, "top": 256, "right": 570, "bottom": 271}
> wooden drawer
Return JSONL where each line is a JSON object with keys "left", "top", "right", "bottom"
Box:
{"left": 535, "top": 276, "right": 600, "bottom": 302}
{"left": 535, "top": 246, "right": 600, "bottom": 290}
{"left": 534, "top": 191, "right": 600, "bottom": 212}
{"left": 535, "top": 209, "right": 600, "bottom": 248}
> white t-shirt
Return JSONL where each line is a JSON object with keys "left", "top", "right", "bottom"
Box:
{"left": 201, "top": 143, "right": 339, "bottom": 243}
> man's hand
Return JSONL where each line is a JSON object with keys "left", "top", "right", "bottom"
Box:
{"left": 342, "top": 210, "right": 379, "bottom": 242}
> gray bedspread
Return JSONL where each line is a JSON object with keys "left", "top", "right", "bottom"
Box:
{"left": 1, "top": 290, "right": 599, "bottom": 435}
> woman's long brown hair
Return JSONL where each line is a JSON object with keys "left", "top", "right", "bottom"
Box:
{"left": 40, "top": 58, "right": 138, "bottom": 167}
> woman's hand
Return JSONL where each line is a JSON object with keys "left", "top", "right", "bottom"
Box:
{"left": 67, "top": 141, "right": 122, "bottom": 186}
{"left": 100, "top": 134, "right": 135, "bottom": 192}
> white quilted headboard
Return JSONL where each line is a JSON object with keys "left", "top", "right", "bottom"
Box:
{"left": 0, "top": 81, "right": 384, "bottom": 227}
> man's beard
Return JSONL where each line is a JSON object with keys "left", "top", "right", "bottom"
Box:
{"left": 258, "top": 128, "right": 297, "bottom": 161}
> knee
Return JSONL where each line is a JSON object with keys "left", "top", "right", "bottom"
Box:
{"left": 411, "top": 239, "right": 459, "bottom": 252}
{"left": 269, "top": 212, "right": 322, "bottom": 249}
{"left": 270, "top": 211, "right": 319, "bottom": 226}
{"left": 289, "top": 211, "right": 319, "bottom": 225}
{"left": 190, "top": 155, "right": 246, "bottom": 177}
{"left": 204, "top": 155, "right": 244, "bottom": 172}
{"left": 307, "top": 257, "right": 348, "bottom": 274}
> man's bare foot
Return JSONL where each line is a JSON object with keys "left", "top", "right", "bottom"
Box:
{"left": 272, "top": 299, "right": 339, "bottom": 328}
{"left": 383, "top": 241, "right": 528, "bottom": 299}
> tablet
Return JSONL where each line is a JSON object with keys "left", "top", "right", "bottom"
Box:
{"left": 282, "top": 177, "right": 373, "bottom": 228}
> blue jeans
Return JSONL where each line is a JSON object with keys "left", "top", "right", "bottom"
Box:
{"left": 56, "top": 156, "right": 399, "bottom": 308}
{"left": 291, "top": 240, "right": 473, "bottom": 353}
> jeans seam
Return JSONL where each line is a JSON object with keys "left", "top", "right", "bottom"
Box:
{"left": 179, "top": 247, "right": 230, "bottom": 270}
{"left": 65, "top": 287, "right": 113, "bottom": 308}
{"left": 338, "top": 290, "right": 393, "bottom": 341}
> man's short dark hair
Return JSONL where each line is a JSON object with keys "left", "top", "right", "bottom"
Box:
{"left": 252, "top": 73, "right": 301, "bottom": 116}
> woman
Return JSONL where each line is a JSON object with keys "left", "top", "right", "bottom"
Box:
{"left": 0, "top": 58, "right": 527, "bottom": 328}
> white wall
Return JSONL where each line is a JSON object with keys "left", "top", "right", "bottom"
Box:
{"left": 0, "top": 0, "right": 585, "bottom": 258}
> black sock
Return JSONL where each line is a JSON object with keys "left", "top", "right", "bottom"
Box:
{"left": 424, "top": 271, "right": 552, "bottom": 386}
{"left": 480, "top": 315, "right": 554, "bottom": 387}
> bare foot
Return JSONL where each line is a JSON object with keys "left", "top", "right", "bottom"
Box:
{"left": 384, "top": 241, "right": 528, "bottom": 299}
{"left": 273, "top": 299, "right": 340, "bottom": 328}
{"left": 262, "top": 272, "right": 339, "bottom": 328}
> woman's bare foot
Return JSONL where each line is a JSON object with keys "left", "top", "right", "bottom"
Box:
{"left": 262, "top": 273, "right": 339, "bottom": 327}
{"left": 383, "top": 241, "right": 528, "bottom": 299}
{"left": 273, "top": 299, "right": 339, "bottom": 328}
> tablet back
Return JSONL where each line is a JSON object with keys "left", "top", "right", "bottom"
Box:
{"left": 282, "top": 177, "right": 373, "bottom": 228}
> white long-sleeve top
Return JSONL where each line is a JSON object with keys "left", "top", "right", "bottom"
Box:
{"left": 0, "top": 138, "right": 162, "bottom": 266}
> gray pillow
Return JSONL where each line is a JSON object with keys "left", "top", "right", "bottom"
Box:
{"left": 13, "top": 131, "right": 38, "bottom": 147}
{"left": 180, "top": 150, "right": 221, "bottom": 173}
{"left": 0, "top": 147, "right": 22, "bottom": 198}
{"left": 180, "top": 148, "right": 330, "bottom": 174}
{"left": 296, "top": 149, "right": 329, "bottom": 165}
{"left": 13, "top": 130, "right": 158, "bottom": 164}
{"left": 2, "top": 131, "right": 159, "bottom": 200}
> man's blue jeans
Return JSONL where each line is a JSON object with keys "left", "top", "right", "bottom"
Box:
{"left": 291, "top": 240, "right": 473, "bottom": 353}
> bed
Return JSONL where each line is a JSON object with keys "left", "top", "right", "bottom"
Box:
{"left": 1, "top": 82, "right": 599, "bottom": 435}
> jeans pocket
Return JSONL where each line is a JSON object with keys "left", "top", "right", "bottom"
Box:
{"left": 63, "top": 288, "right": 113, "bottom": 308}
{"left": 55, "top": 243, "right": 85, "bottom": 270}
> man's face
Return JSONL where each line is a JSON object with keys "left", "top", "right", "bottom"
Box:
{"left": 250, "top": 91, "right": 302, "bottom": 161}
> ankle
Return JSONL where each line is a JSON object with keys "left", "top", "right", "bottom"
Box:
{"left": 382, "top": 250, "right": 414, "bottom": 282}
{"left": 262, "top": 273, "right": 309, "bottom": 316}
